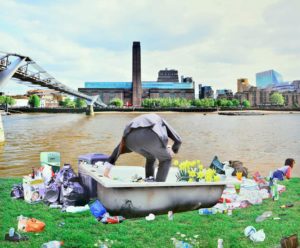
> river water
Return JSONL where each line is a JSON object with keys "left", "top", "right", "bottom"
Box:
{"left": 1, "top": 112, "right": 299, "bottom": 177}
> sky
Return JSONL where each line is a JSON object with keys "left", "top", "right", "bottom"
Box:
{"left": 0, "top": 0, "right": 300, "bottom": 95}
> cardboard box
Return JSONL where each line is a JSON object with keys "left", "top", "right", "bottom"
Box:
{"left": 23, "top": 176, "right": 45, "bottom": 203}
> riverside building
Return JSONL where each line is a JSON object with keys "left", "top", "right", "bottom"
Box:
{"left": 78, "top": 42, "right": 195, "bottom": 106}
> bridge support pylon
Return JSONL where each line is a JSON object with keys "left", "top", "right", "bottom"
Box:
{"left": 0, "top": 114, "right": 5, "bottom": 143}
{"left": 86, "top": 105, "right": 94, "bottom": 116}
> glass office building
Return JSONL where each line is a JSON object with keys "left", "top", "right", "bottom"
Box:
{"left": 256, "top": 70, "right": 283, "bottom": 88}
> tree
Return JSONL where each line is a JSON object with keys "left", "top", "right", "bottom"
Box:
{"left": 270, "top": 92, "right": 284, "bottom": 106}
{"left": 242, "top": 100, "right": 250, "bottom": 108}
{"left": 74, "top": 98, "right": 87, "bottom": 108}
{"left": 232, "top": 99, "right": 240, "bottom": 107}
{"left": 0, "top": 96, "right": 16, "bottom": 106}
{"left": 28, "top": 95, "right": 40, "bottom": 108}
{"left": 110, "top": 98, "right": 123, "bottom": 107}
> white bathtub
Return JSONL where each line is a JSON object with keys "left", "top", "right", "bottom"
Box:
{"left": 78, "top": 163, "right": 228, "bottom": 218}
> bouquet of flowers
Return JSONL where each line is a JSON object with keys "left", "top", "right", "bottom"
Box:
{"left": 173, "top": 160, "right": 221, "bottom": 182}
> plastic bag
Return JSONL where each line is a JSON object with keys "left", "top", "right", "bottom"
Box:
{"left": 17, "top": 216, "right": 45, "bottom": 232}
{"left": 89, "top": 200, "right": 107, "bottom": 219}
{"left": 60, "top": 181, "right": 87, "bottom": 207}
{"left": 210, "top": 156, "right": 225, "bottom": 174}
{"left": 11, "top": 184, "right": 24, "bottom": 199}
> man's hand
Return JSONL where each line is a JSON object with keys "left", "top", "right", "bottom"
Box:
{"left": 103, "top": 162, "right": 113, "bottom": 178}
{"left": 103, "top": 167, "right": 111, "bottom": 178}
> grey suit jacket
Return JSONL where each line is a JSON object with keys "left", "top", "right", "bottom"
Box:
{"left": 108, "top": 113, "right": 182, "bottom": 164}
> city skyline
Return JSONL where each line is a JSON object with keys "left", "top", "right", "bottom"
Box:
{"left": 1, "top": 0, "right": 299, "bottom": 94}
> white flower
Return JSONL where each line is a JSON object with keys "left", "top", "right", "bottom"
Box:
{"left": 181, "top": 234, "right": 186, "bottom": 238}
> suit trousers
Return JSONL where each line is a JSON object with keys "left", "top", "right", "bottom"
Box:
{"left": 125, "top": 127, "right": 172, "bottom": 182}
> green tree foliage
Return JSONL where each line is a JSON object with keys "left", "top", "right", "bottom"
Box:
{"left": 270, "top": 92, "right": 285, "bottom": 106}
{"left": 242, "top": 100, "right": 250, "bottom": 108}
{"left": 232, "top": 99, "right": 240, "bottom": 107}
{"left": 191, "top": 98, "right": 215, "bottom": 107}
{"left": 110, "top": 98, "right": 123, "bottom": 107}
{"left": 28, "top": 95, "right": 40, "bottom": 108}
{"left": 74, "top": 98, "right": 87, "bottom": 108}
{"left": 0, "top": 96, "right": 16, "bottom": 106}
{"left": 142, "top": 98, "right": 191, "bottom": 108}
{"left": 59, "top": 97, "right": 75, "bottom": 108}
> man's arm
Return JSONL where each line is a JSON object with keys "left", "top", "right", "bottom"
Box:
{"left": 163, "top": 120, "right": 182, "bottom": 153}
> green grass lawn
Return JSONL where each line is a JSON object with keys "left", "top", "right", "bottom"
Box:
{"left": 0, "top": 178, "right": 299, "bottom": 248}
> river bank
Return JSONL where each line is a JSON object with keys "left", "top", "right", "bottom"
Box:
{"left": 0, "top": 177, "right": 299, "bottom": 248}
{"left": 6, "top": 106, "right": 300, "bottom": 114}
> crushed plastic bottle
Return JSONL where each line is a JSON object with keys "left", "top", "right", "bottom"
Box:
{"left": 198, "top": 208, "right": 217, "bottom": 215}
{"left": 217, "top": 239, "right": 223, "bottom": 248}
{"left": 41, "top": 240, "right": 63, "bottom": 248}
{"left": 173, "top": 238, "right": 193, "bottom": 248}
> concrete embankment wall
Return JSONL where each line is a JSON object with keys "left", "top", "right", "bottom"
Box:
{"left": 7, "top": 106, "right": 300, "bottom": 114}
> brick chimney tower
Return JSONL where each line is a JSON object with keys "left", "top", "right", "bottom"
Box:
{"left": 132, "top": 41, "right": 142, "bottom": 106}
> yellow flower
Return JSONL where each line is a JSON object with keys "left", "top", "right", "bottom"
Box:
{"left": 205, "top": 174, "right": 213, "bottom": 182}
{"left": 214, "top": 175, "right": 221, "bottom": 182}
{"left": 173, "top": 160, "right": 179, "bottom": 167}
{"left": 199, "top": 165, "right": 203, "bottom": 171}
{"left": 188, "top": 170, "right": 196, "bottom": 177}
{"left": 197, "top": 171, "right": 204, "bottom": 179}
{"left": 188, "top": 178, "right": 194, "bottom": 183}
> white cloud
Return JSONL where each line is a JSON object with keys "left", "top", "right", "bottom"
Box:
{"left": 0, "top": 0, "right": 299, "bottom": 95}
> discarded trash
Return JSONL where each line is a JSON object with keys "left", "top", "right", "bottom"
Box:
{"left": 145, "top": 213, "right": 155, "bottom": 221}
{"left": 250, "top": 229, "right": 265, "bottom": 242}
{"left": 271, "top": 178, "right": 279, "bottom": 201}
{"left": 41, "top": 240, "right": 64, "bottom": 248}
{"left": 49, "top": 204, "right": 62, "bottom": 209}
{"left": 273, "top": 217, "right": 281, "bottom": 220}
{"left": 244, "top": 226, "right": 256, "bottom": 237}
{"left": 198, "top": 208, "right": 217, "bottom": 215}
{"left": 58, "top": 222, "right": 65, "bottom": 227}
{"left": 65, "top": 204, "right": 89, "bottom": 213}
{"left": 244, "top": 226, "right": 265, "bottom": 242}
{"left": 280, "top": 203, "right": 294, "bottom": 209}
{"left": 234, "top": 183, "right": 241, "bottom": 194}
{"left": 217, "top": 239, "right": 223, "bottom": 248}
{"left": 255, "top": 211, "right": 272, "bottom": 222}
{"left": 280, "top": 234, "right": 299, "bottom": 248}
{"left": 4, "top": 227, "right": 28, "bottom": 242}
{"left": 10, "top": 184, "right": 24, "bottom": 199}
{"left": 172, "top": 238, "right": 193, "bottom": 248}
{"left": 89, "top": 200, "right": 107, "bottom": 219}
{"left": 18, "top": 216, "right": 45, "bottom": 233}
{"left": 100, "top": 215, "right": 125, "bottom": 224}
{"left": 239, "top": 200, "right": 252, "bottom": 209}
{"left": 227, "top": 209, "right": 232, "bottom": 216}
{"left": 168, "top": 211, "right": 174, "bottom": 221}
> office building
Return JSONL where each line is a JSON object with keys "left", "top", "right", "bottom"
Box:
{"left": 256, "top": 70, "right": 283, "bottom": 88}
{"left": 237, "top": 78, "right": 250, "bottom": 92}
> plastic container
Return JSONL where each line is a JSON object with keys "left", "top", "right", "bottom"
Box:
{"left": 41, "top": 240, "right": 63, "bottom": 248}
{"left": 78, "top": 153, "right": 109, "bottom": 165}
{"left": 40, "top": 152, "right": 61, "bottom": 173}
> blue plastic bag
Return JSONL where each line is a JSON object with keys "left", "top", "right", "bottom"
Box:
{"left": 89, "top": 200, "right": 107, "bottom": 218}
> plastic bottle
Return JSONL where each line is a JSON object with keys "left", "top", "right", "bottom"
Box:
{"left": 198, "top": 208, "right": 217, "bottom": 215}
{"left": 273, "top": 179, "right": 279, "bottom": 201}
{"left": 41, "top": 241, "right": 63, "bottom": 248}
{"left": 217, "top": 239, "right": 223, "bottom": 248}
{"left": 9, "top": 227, "right": 15, "bottom": 237}
{"left": 173, "top": 238, "right": 193, "bottom": 248}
